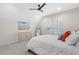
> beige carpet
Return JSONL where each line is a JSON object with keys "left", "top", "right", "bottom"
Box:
{"left": 0, "top": 40, "right": 34, "bottom": 55}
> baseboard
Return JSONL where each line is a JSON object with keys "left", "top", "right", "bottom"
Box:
{"left": 0, "top": 40, "right": 19, "bottom": 47}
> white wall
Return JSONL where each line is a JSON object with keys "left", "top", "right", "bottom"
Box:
{"left": 0, "top": 4, "right": 18, "bottom": 45}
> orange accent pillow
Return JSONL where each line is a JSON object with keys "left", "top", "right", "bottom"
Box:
{"left": 61, "top": 31, "right": 71, "bottom": 42}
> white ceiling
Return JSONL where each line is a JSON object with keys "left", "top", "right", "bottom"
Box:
{"left": 1, "top": 3, "right": 79, "bottom": 15}
{"left": 0, "top": 3, "right": 79, "bottom": 20}
{"left": 12, "top": 3, "right": 79, "bottom": 16}
{"left": 43, "top": 3, "right": 79, "bottom": 15}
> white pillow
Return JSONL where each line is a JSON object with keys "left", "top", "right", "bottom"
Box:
{"left": 72, "top": 31, "right": 79, "bottom": 36}
{"left": 65, "top": 34, "right": 79, "bottom": 45}
{"left": 71, "top": 31, "right": 77, "bottom": 35}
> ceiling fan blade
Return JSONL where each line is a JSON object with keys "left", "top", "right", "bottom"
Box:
{"left": 29, "top": 9, "right": 37, "bottom": 10}
{"left": 39, "top": 10, "right": 43, "bottom": 13}
{"left": 38, "top": 3, "right": 46, "bottom": 10}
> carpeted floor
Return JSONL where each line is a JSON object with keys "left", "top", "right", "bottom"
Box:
{"left": 0, "top": 40, "right": 34, "bottom": 55}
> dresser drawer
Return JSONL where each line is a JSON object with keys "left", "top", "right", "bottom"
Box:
{"left": 18, "top": 30, "right": 32, "bottom": 41}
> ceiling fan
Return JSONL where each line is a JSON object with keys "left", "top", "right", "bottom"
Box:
{"left": 29, "top": 3, "right": 46, "bottom": 13}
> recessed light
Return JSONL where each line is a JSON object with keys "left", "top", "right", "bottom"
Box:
{"left": 57, "top": 7, "right": 61, "bottom": 10}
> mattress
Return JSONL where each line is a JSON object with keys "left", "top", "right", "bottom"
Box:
{"left": 27, "top": 35, "right": 79, "bottom": 55}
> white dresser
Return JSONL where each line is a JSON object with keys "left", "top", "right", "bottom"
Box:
{"left": 18, "top": 30, "right": 32, "bottom": 41}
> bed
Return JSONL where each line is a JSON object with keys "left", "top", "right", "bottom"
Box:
{"left": 26, "top": 34, "right": 79, "bottom": 55}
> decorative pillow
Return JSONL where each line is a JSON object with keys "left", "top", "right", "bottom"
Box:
{"left": 65, "top": 34, "right": 79, "bottom": 45}
{"left": 61, "top": 31, "right": 71, "bottom": 42}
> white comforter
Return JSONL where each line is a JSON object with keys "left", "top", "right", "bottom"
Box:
{"left": 27, "top": 35, "right": 79, "bottom": 55}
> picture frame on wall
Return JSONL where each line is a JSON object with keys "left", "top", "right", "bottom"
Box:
{"left": 18, "top": 19, "right": 29, "bottom": 30}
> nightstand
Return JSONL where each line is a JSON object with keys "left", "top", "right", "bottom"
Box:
{"left": 18, "top": 30, "right": 32, "bottom": 41}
